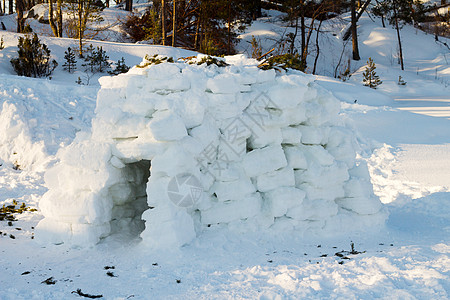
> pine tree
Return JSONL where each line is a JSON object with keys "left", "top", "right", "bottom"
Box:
{"left": 108, "top": 57, "right": 130, "bottom": 75}
{"left": 10, "top": 34, "right": 58, "bottom": 78}
{"left": 81, "top": 45, "right": 111, "bottom": 73}
{"left": 338, "top": 67, "right": 352, "bottom": 82}
{"left": 94, "top": 46, "right": 110, "bottom": 73}
{"left": 82, "top": 44, "right": 96, "bottom": 72}
{"left": 62, "top": 47, "right": 77, "bottom": 73}
{"left": 84, "top": 43, "right": 95, "bottom": 55}
{"left": 363, "top": 57, "right": 382, "bottom": 89}
{"left": 250, "top": 35, "right": 262, "bottom": 59}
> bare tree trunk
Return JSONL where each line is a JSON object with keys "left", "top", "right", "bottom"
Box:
{"left": 172, "top": 0, "right": 176, "bottom": 47}
{"left": 334, "top": 40, "right": 350, "bottom": 78}
{"left": 343, "top": 0, "right": 371, "bottom": 41}
{"left": 393, "top": 0, "right": 404, "bottom": 70}
{"left": 301, "top": 13, "right": 306, "bottom": 62}
{"left": 302, "top": 17, "right": 316, "bottom": 69}
{"left": 105, "top": 0, "right": 109, "bottom": 8}
{"left": 125, "top": 0, "right": 132, "bottom": 12}
{"left": 24, "top": 0, "right": 32, "bottom": 10}
{"left": 351, "top": 0, "right": 360, "bottom": 60}
{"left": 194, "top": 17, "right": 200, "bottom": 49}
{"left": 16, "top": 0, "right": 24, "bottom": 33}
{"left": 78, "top": 0, "right": 83, "bottom": 56}
{"left": 252, "top": 0, "right": 261, "bottom": 20}
{"left": 227, "top": 0, "right": 231, "bottom": 54}
{"left": 57, "top": 0, "right": 62, "bottom": 37}
{"left": 161, "top": 0, "right": 166, "bottom": 45}
{"left": 48, "top": 0, "right": 59, "bottom": 36}
{"left": 9, "top": 0, "right": 12, "bottom": 14}
{"left": 313, "top": 20, "right": 323, "bottom": 74}
{"left": 374, "top": 0, "right": 385, "bottom": 27}
{"left": 356, "top": 0, "right": 372, "bottom": 21}
{"left": 290, "top": 15, "right": 299, "bottom": 54}
{"left": 0, "top": 1, "right": 3, "bottom": 15}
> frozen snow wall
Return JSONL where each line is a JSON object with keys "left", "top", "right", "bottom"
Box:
{"left": 36, "top": 55, "right": 385, "bottom": 247}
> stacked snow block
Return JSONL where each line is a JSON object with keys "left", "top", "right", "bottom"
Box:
{"left": 36, "top": 54, "right": 385, "bottom": 248}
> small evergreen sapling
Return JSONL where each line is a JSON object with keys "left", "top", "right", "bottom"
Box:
{"left": 250, "top": 35, "right": 262, "bottom": 59}
{"left": 10, "top": 34, "right": 58, "bottom": 78}
{"left": 0, "top": 37, "right": 4, "bottom": 50}
{"left": 362, "top": 57, "right": 382, "bottom": 89}
{"left": 94, "top": 47, "right": 111, "bottom": 73}
{"left": 82, "top": 44, "right": 111, "bottom": 73}
{"left": 84, "top": 44, "right": 95, "bottom": 57}
{"left": 108, "top": 57, "right": 130, "bottom": 75}
{"left": 398, "top": 75, "right": 406, "bottom": 86}
{"left": 338, "top": 59, "right": 353, "bottom": 82}
{"left": 23, "top": 23, "right": 33, "bottom": 33}
{"left": 62, "top": 47, "right": 77, "bottom": 73}
{"left": 338, "top": 67, "right": 352, "bottom": 82}
{"left": 82, "top": 44, "right": 96, "bottom": 72}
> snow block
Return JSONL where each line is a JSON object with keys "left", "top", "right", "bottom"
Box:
{"left": 243, "top": 145, "right": 287, "bottom": 178}
{"left": 34, "top": 219, "right": 72, "bottom": 245}
{"left": 298, "top": 126, "right": 330, "bottom": 145}
{"left": 147, "top": 110, "right": 187, "bottom": 141}
{"left": 283, "top": 146, "right": 308, "bottom": 170}
{"left": 256, "top": 167, "right": 295, "bottom": 192}
{"left": 142, "top": 208, "right": 196, "bottom": 249}
{"left": 248, "top": 126, "right": 283, "bottom": 149}
{"left": 211, "top": 177, "right": 256, "bottom": 202}
{"left": 145, "top": 62, "right": 182, "bottom": 80}
{"left": 207, "top": 74, "right": 240, "bottom": 94}
{"left": 264, "top": 187, "right": 306, "bottom": 217}
{"left": 281, "top": 127, "right": 302, "bottom": 145}
{"left": 201, "top": 193, "right": 262, "bottom": 224}
{"left": 287, "top": 198, "right": 338, "bottom": 221}
{"left": 336, "top": 196, "right": 382, "bottom": 215}
{"left": 267, "top": 76, "right": 308, "bottom": 109}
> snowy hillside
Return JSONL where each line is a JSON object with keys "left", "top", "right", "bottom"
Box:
{"left": 0, "top": 7, "right": 449, "bottom": 299}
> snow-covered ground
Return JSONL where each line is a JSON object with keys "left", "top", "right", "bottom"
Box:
{"left": 0, "top": 7, "right": 449, "bottom": 299}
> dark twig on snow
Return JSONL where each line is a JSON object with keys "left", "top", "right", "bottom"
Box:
{"left": 71, "top": 289, "right": 103, "bottom": 299}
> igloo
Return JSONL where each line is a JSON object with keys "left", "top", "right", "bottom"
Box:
{"left": 35, "top": 55, "right": 385, "bottom": 247}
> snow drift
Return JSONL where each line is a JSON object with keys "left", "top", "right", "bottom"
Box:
{"left": 0, "top": 75, "right": 96, "bottom": 171}
{"left": 35, "top": 55, "right": 385, "bottom": 247}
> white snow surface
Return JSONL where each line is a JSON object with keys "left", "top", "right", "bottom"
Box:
{"left": 0, "top": 7, "right": 449, "bottom": 299}
{"left": 0, "top": 75, "right": 97, "bottom": 172}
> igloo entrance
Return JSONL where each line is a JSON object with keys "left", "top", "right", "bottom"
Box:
{"left": 108, "top": 160, "right": 151, "bottom": 239}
